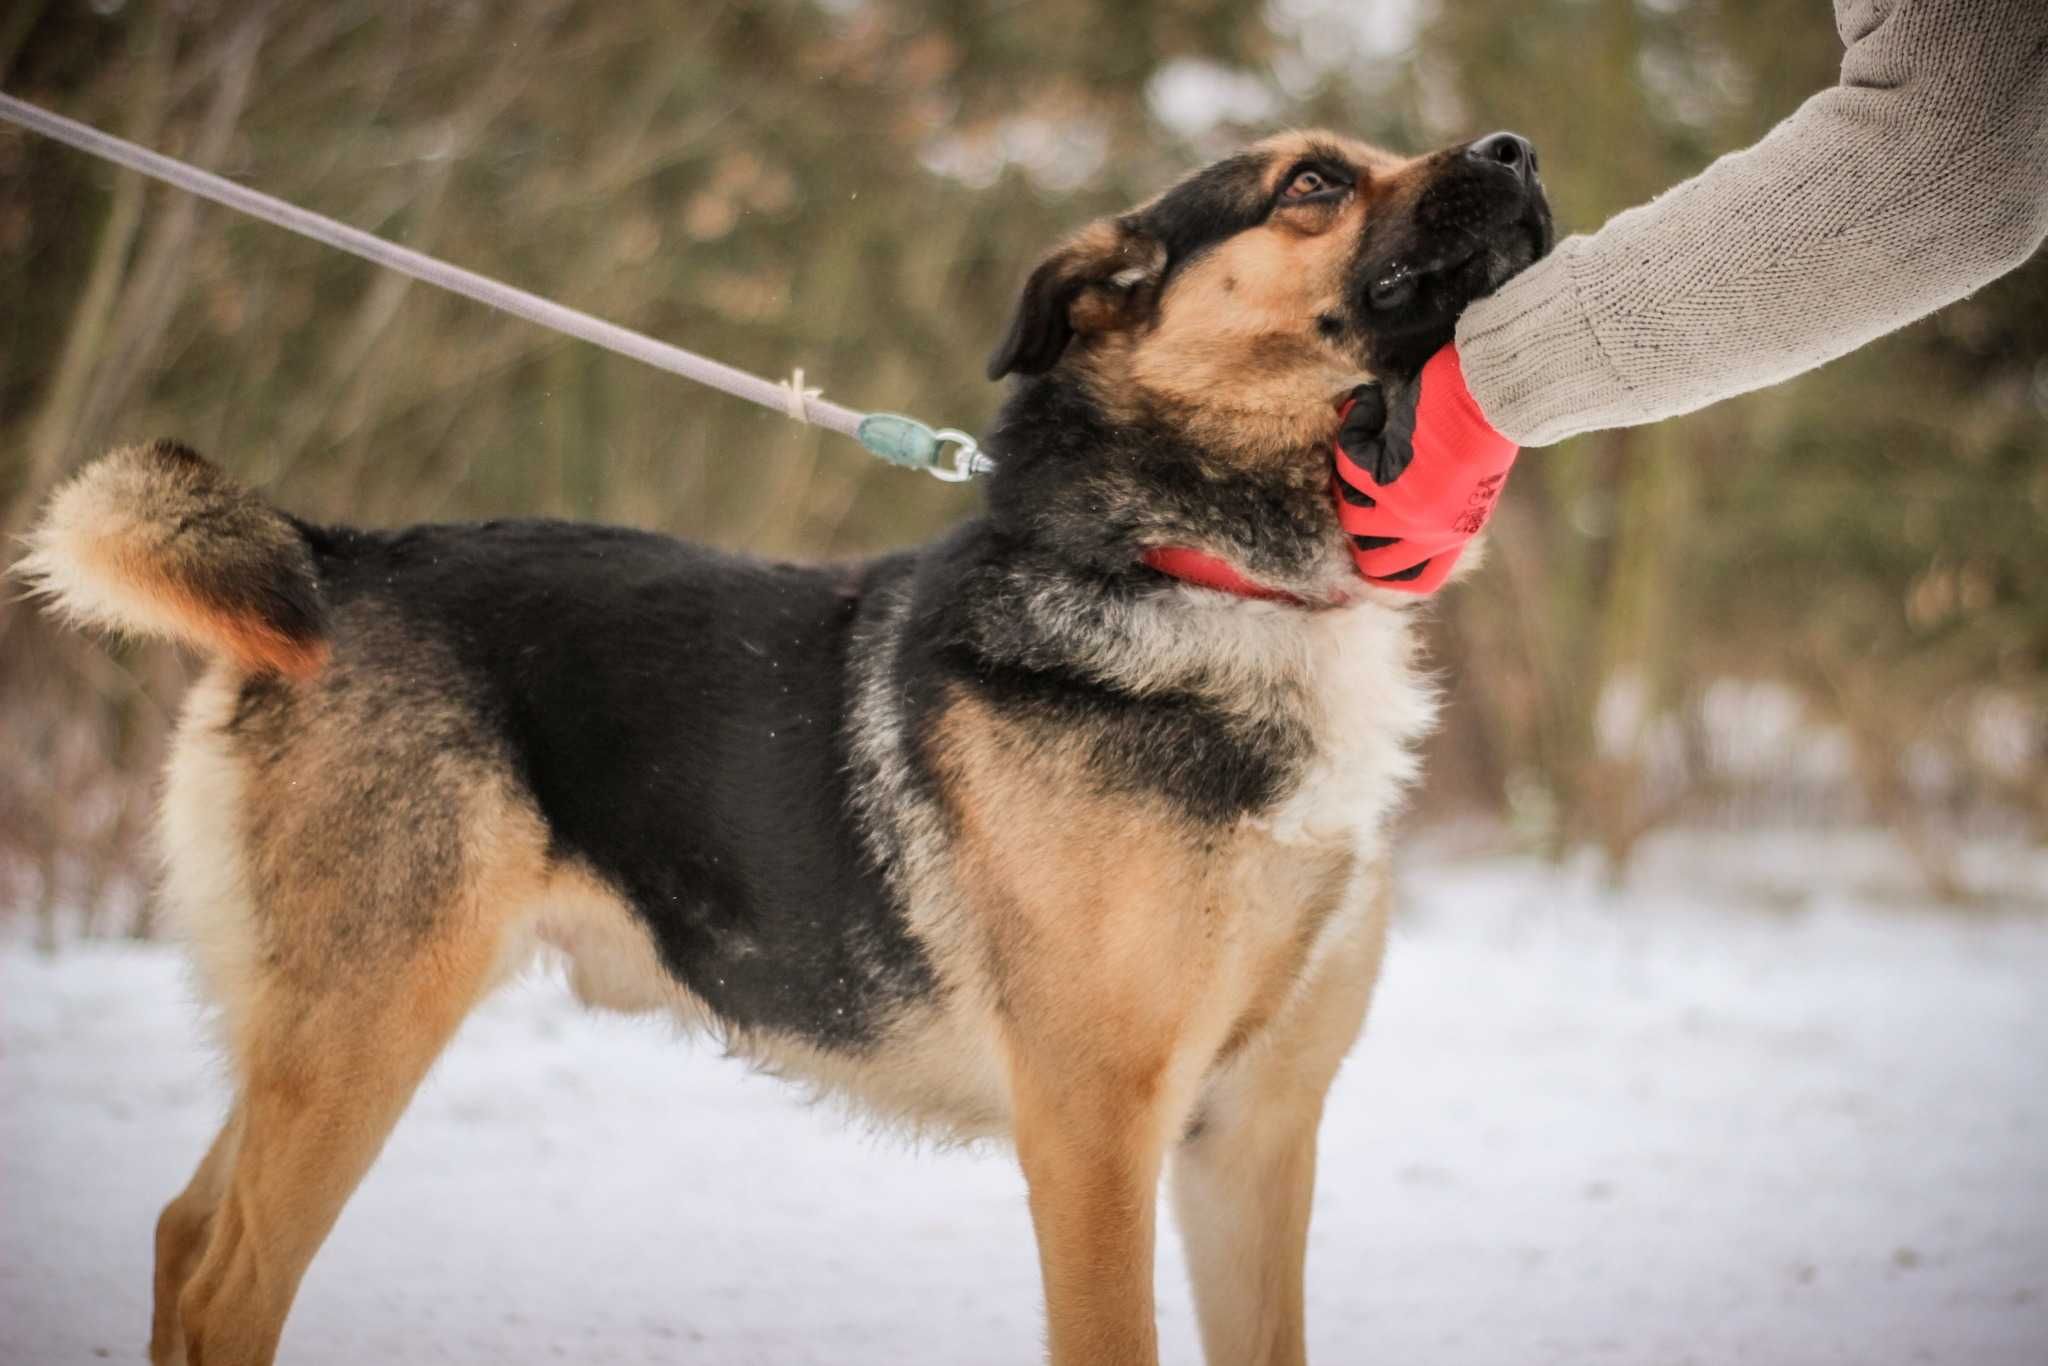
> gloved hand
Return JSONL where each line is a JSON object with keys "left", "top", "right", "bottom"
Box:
{"left": 1333, "top": 345, "right": 1520, "bottom": 595}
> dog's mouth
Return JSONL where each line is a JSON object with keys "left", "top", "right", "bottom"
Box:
{"left": 1366, "top": 212, "right": 1551, "bottom": 312}
{"left": 1355, "top": 205, "right": 1552, "bottom": 375}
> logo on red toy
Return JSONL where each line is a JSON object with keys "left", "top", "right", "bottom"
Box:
{"left": 1451, "top": 473, "right": 1507, "bottom": 535}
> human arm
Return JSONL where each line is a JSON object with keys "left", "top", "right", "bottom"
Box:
{"left": 1453, "top": 0, "right": 2048, "bottom": 447}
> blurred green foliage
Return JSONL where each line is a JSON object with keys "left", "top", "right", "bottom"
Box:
{"left": 2, "top": 0, "right": 2042, "bottom": 928}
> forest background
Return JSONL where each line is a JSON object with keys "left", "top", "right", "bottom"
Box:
{"left": 4, "top": 0, "right": 2042, "bottom": 934}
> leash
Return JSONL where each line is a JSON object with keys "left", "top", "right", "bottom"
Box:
{"left": 0, "top": 92, "right": 993, "bottom": 482}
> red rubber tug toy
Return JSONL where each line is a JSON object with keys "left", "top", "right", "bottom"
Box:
{"left": 1333, "top": 345, "right": 1520, "bottom": 595}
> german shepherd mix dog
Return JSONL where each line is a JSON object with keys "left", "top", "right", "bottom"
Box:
{"left": 21, "top": 128, "right": 1549, "bottom": 1365}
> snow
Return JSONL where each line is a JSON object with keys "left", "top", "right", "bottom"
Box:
{"left": 4, "top": 840, "right": 2046, "bottom": 1365}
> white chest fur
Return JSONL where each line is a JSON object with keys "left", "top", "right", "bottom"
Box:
{"left": 1126, "top": 586, "right": 1436, "bottom": 853}
{"left": 1258, "top": 596, "right": 1437, "bottom": 850}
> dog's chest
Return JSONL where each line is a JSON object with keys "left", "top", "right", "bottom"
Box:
{"left": 783, "top": 594, "right": 1436, "bottom": 1138}
{"left": 1210, "top": 602, "right": 1433, "bottom": 996}
{"left": 1256, "top": 600, "right": 1436, "bottom": 849}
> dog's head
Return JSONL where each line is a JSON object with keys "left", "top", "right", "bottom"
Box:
{"left": 984, "top": 129, "right": 1551, "bottom": 597}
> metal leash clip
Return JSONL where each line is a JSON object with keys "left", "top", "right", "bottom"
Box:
{"left": 927, "top": 429, "right": 994, "bottom": 483}
{"left": 857, "top": 414, "right": 995, "bottom": 482}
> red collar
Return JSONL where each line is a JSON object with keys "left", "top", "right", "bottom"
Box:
{"left": 1140, "top": 546, "right": 1320, "bottom": 607}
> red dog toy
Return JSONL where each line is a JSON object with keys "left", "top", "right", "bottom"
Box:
{"left": 1333, "top": 345, "right": 1519, "bottom": 595}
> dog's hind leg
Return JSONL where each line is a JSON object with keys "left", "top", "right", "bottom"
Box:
{"left": 150, "top": 1105, "right": 243, "bottom": 1364}
{"left": 1169, "top": 904, "right": 1386, "bottom": 1366}
{"left": 167, "top": 915, "right": 509, "bottom": 1366}
{"left": 146, "top": 661, "right": 546, "bottom": 1366}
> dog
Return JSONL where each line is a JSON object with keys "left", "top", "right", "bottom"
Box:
{"left": 19, "top": 127, "right": 1550, "bottom": 1366}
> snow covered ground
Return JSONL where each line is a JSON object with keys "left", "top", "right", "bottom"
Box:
{"left": 4, "top": 839, "right": 2046, "bottom": 1365}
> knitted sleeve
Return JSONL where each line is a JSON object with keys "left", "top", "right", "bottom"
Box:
{"left": 1454, "top": 0, "right": 2048, "bottom": 447}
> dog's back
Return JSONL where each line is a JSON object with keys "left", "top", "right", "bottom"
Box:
{"left": 23, "top": 439, "right": 941, "bottom": 1040}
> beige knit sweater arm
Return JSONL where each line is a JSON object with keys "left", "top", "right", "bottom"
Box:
{"left": 1455, "top": 0, "right": 2048, "bottom": 448}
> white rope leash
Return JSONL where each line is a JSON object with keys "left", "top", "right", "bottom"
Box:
{"left": 0, "top": 92, "right": 991, "bottom": 480}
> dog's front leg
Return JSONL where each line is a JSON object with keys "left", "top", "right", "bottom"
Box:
{"left": 935, "top": 702, "right": 1220, "bottom": 1362}
{"left": 1170, "top": 908, "right": 1387, "bottom": 1366}
{"left": 1009, "top": 1044, "right": 1184, "bottom": 1366}
{"left": 1171, "top": 1099, "right": 1319, "bottom": 1366}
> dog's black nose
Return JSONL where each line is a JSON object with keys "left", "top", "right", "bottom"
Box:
{"left": 1468, "top": 131, "right": 1538, "bottom": 183}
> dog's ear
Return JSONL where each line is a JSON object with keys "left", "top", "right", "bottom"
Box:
{"left": 987, "top": 218, "right": 1167, "bottom": 381}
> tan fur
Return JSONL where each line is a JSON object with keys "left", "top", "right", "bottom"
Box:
{"left": 17, "top": 442, "right": 327, "bottom": 679}
{"left": 150, "top": 1108, "right": 243, "bottom": 1364}
{"left": 1038, "top": 217, "right": 1173, "bottom": 340}
{"left": 929, "top": 693, "right": 1385, "bottom": 1363}
{"left": 164, "top": 934, "right": 506, "bottom": 1364}
{"left": 1172, "top": 885, "right": 1390, "bottom": 1366}
{"left": 130, "top": 573, "right": 328, "bottom": 678}
{"left": 148, "top": 641, "right": 558, "bottom": 1362}
{"left": 1081, "top": 132, "right": 1438, "bottom": 465}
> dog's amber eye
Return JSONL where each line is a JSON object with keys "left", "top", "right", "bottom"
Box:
{"left": 1283, "top": 170, "right": 1329, "bottom": 199}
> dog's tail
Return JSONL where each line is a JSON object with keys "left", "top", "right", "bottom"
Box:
{"left": 16, "top": 440, "right": 329, "bottom": 678}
